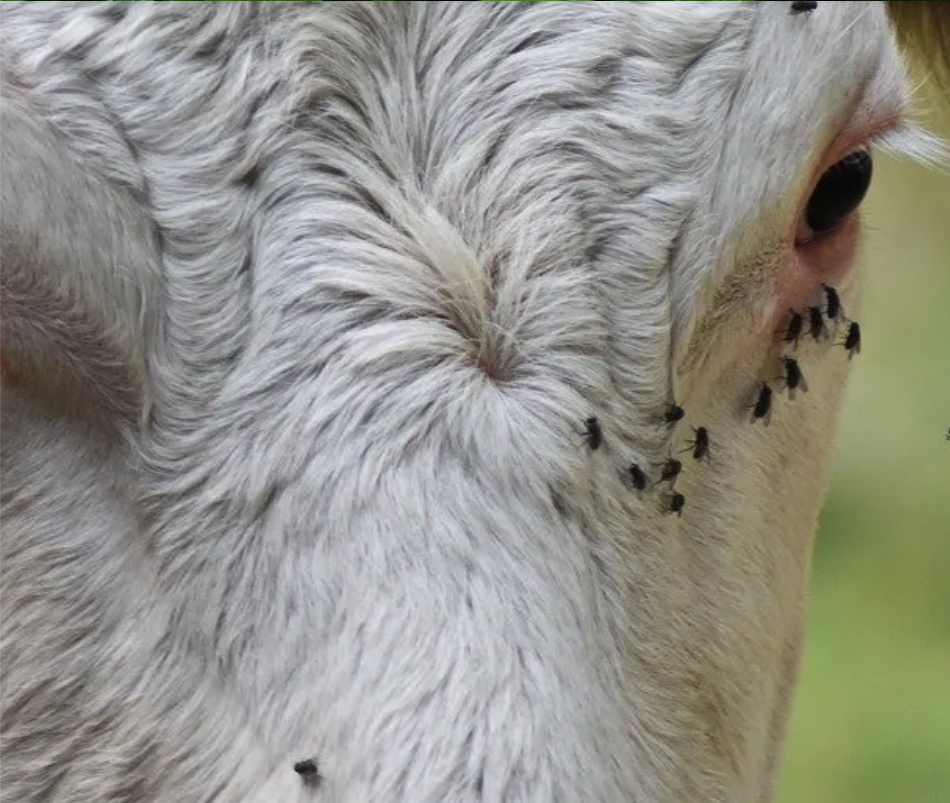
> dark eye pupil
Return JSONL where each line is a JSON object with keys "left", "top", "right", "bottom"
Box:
{"left": 805, "top": 149, "right": 873, "bottom": 235}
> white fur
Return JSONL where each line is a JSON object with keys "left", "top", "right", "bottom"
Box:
{"left": 0, "top": 3, "right": 933, "bottom": 802}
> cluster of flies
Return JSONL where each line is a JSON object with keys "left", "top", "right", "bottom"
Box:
{"left": 574, "top": 0, "right": 829, "bottom": 525}
{"left": 752, "top": 283, "right": 861, "bottom": 425}
{"left": 581, "top": 283, "right": 860, "bottom": 519}
{"left": 581, "top": 406, "right": 706, "bottom": 519}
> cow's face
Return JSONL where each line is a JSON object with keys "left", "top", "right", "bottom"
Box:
{"left": 0, "top": 3, "right": 939, "bottom": 802}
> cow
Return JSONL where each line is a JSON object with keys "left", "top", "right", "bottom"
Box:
{"left": 1, "top": 3, "right": 946, "bottom": 802}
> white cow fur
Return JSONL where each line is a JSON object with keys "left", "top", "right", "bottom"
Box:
{"left": 0, "top": 2, "right": 939, "bottom": 802}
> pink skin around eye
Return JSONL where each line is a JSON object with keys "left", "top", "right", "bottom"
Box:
{"left": 770, "top": 115, "right": 901, "bottom": 346}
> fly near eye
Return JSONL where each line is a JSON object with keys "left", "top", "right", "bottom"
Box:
{"left": 837, "top": 321, "right": 862, "bottom": 359}
{"left": 750, "top": 382, "right": 774, "bottom": 425}
{"left": 822, "top": 283, "right": 844, "bottom": 323}
{"left": 775, "top": 356, "right": 808, "bottom": 398}
{"left": 807, "top": 306, "right": 826, "bottom": 341}
{"left": 777, "top": 309, "right": 805, "bottom": 349}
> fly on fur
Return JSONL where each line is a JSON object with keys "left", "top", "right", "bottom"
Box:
{"left": 665, "top": 492, "right": 686, "bottom": 518}
{"left": 822, "top": 283, "right": 843, "bottom": 323}
{"left": 660, "top": 403, "right": 686, "bottom": 429}
{"left": 776, "top": 356, "right": 808, "bottom": 397}
{"left": 682, "top": 426, "right": 710, "bottom": 462}
{"left": 778, "top": 309, "right": 805, "bottom": 349}
{"left": 838, "top": 320, "right": 861, "bottom": 358}
{"left": 581, "top": 416, "right": 603, "bottom": 451}
{"left": 751, "top": 383, "right": 774, "bottom": 425}
{"left": 654, "top": 457, "right": 683, "bottom": 488}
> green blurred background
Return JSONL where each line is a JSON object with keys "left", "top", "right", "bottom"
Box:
{"left": 776, "top": 96, "right": 950, "bottom": 803}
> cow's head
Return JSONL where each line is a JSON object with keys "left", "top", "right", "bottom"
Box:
{"left": 1, "top": 3, "right": 945, "bottom": 802}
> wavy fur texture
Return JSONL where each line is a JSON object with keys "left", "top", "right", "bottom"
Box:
{"left": 0, "top": 3, "right": 936, "bottom": 802}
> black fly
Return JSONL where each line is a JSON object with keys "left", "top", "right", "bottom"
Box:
{"left": 790, "top": 1, "right": 818, "bottom": 13}
{"left": 778, "top": 309, "right": 805, "bottom": 349}
{"left": 822, "top": 283, "right": 842, "bottom": 323}
{"left": 751, "top": 383, "right": 773, "bottom": 425}
{"left": 665, "top": 492, "right": 686, "bottom": 517}
{"left": 838, "top": 320, "right": 861, "bottom": 358}
{"left": 626, "top": 463, "right": 648, "bottom": 492}
{"left": 654, "top": 457, "right": 683, "bottom": 488}
{"left": 807, "top": 306, "right": 826, "bottom": 340}
{"left": 777, "top": 356, "right": 808, "bottom": 396}
{"left": 661, "top": 403, "right": 686, "bottom": 428}
{"left": 581, "top": 416, "right": 603, "bottom": 451}
{"left": 294, "top": 759, "right": 322, "bottom": 788}
{"left": 682, "top": 426, "right": 710, "bottom": 462}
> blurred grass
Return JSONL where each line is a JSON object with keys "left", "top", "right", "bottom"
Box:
{"left": 775, "top": 101, "right": 950, "bottom": 803}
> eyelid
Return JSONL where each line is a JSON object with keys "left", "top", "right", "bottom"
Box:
{"left": 792, "top": 111, "right": 902, "bottom": 247}
{"left": 819, "top": 116, "right": 898, "bottom": 179}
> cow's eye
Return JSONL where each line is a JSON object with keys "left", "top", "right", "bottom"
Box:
{"left": 803, "top": 149, "right": 873, "bottom": 237}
